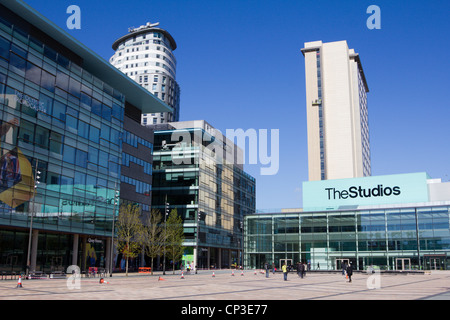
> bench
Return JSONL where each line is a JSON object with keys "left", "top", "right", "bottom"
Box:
{"left": 29, "top": 271, "right": 47, "bottom": 279}
{"left": 50, "top": 271, "right": 66, "bottom": 279}
{"left": 138, "top": 267, "right": 151, "bottom": 273}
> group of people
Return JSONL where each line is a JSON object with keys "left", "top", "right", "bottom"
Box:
{"left": 264, "top": 261, "right": 354, "bottom": 282}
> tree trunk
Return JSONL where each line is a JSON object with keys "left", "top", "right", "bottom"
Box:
{"left": 151, "top": 257, "right": 154, "bottom": 275}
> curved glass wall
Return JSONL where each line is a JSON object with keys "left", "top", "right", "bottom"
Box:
{"left": 0, "top": 12, "right": 124, "bottom": 272}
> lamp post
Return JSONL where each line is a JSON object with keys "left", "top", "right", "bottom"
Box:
{"left": 163, "top": 196, "right": 169, "bottom": 275}
{"left": 26, "top": 159, "right": 40, "bottom": 277}
{"left": 110, "top": 182, "right": 119, "bottom": 277}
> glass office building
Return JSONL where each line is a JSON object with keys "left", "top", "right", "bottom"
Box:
{"left": 0, "top": 0, "right": 171, "bottom": 274}
{"left": 245, "top": 173, "right": 450, "bottom": 271}
{"left": 150, "top": 121, "right": 256, "bottom": 269}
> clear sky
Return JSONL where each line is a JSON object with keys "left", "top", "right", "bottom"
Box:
{"left": 23, "top": 0, "right": 450, "bottom": 210}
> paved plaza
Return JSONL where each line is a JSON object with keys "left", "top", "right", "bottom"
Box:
{"left": 1, "top": 269, "right": 449, "bottom": 301}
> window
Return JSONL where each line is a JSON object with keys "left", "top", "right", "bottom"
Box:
{"left": 35, "top": 126, "right": 49, "bottom": 149}
{"left": 66, "top": 114, "right": 78, "bottom": 132}
{"left": 50, "top": 132, "right": 63, "bottom": 154}
{"left": 75, "top": 149, "right": 88, "bottom": 168}
{"left": 100, "top": 123, "right": 110, "bottom": 141}
{"left": 88, "top": 146, "right": 98, "bottom": 164}
{"left": 63, "top": 145, "right": 76, "bottom": 164}
{"left": 9, "top": 53, "right": 26, "bottom": 77}
{"left": 110, "top": 128, "right": 120, "bottom": 145}
{"left": 78, "top": 121, "right": 89, "bottom": 139}
{"left": 0, "top": 36, "right": 10, "bottom": 59}
{"left": 68, "top": 77, "right": 81, "bottom": 98}
{"left": 89, "top": 126, "right": 100, "bottom": 143}
{"left": 112, "top": 103, "right": 123, "bottom": 121}
{"left": 101, "top": 104, "right": 112, "bottom": 121}
{"left": 18, "top": 120, "right": 34, "bottom": 144}
{"left": 25, "top": 61, "right": 42, "bottom": 85}
{"left": 52, "top": 101, "right": 66, "bottom": 123}
{"left": 40, "top": 70, "right": 55, "bottom": 93}
{"left": 56, "top": 70, "right": 69, "bottom": 91}
{"left": 99, "top": 150, "right": 108, "bottom": 168}
{"left": 80, "top": 92, "right": 92, "bottom": 110}
{"left": 91, "top": 99, "right": 102, "bottom": 117}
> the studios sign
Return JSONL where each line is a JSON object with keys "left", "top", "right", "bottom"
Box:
{"left": 302, "top": 172, "right": 429, "bottom": 210}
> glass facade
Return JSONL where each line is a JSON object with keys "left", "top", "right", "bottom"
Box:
{"left": 0, "top": 6, "right": 124, "bottom": 273}
{"left": 152, "top": 125, "right": 256, "bottom": 268}
{"left": 245, "top": 205, "right": 450, "bottom": 271}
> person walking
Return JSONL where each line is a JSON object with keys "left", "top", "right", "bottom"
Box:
{"left": 299, "top": 262, "right": 304, "bottom": 279}
{"left": 346, "top": 262, "right": 353, "bottom": 283}
{"left": 282, "top": 263, "right": 288, "bottom": 281}
{"left": 296, "top": 262, "right": 301, "bottom": 277}
{"left": 265, "top": 262, "right": 269, "bottom": 278}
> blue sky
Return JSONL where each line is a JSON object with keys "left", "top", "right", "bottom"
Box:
{"left": 24, "top": 0, "right": 450, "bottom": 210}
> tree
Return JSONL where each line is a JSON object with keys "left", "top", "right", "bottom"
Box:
{"left": 165, "top": 209, "right": 185, "bottom": 274}
{"left": 141, "top": 209, "right": 164, "bottom": 275}
{"left": 115, "top": 203, "right": 143, "bottom": 276}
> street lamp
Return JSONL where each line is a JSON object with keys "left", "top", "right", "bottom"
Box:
{"left": 163, "top": 198, "right": 169, "bottom": 275}
{"left": 26, "top": 159, "right": 40, "bottom": 277}
{"left": 110, "top": 182, "right": 119, "bottom": 277}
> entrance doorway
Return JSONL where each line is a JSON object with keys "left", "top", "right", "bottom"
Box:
{"left": 279, "top": 259, "right": 293, "bottom": 270}
{"left": 424, "top": 255, "right": 446, "bottom": 271}
{"left": 336, "top": 258, "right": 350, "bottom": 271}
{"left": 395, "top": 258, "right": 411, "bottom": 271}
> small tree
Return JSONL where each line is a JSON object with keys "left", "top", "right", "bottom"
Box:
{"left": 165, "top": 209, "right": 185, "bottom": 274}
{"left": 141, "top": 209, "right": 164, "bottom": 275}
{"left": 115, "top": 203, "right": 143, "bottom": 276}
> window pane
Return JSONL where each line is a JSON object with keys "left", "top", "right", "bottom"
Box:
{"left": 100, "top": 123, "right": 110, "bottom": 140}
{"left": 18, "top": 120, "right": 34, "bottom": 144}
{"left": 88, "top": 146, "right": 98, "bottom": 164}
{"left": 41, "top": 70, "right": 55, "bottom": 92}
{"left": 92, "top": 99, "right": 102, "bottom": 117}
{"left": 0, "top": 36, "right": 10, "bottom": 59}
{"left": 52, "top": 101, "right": 66, "bottom": 123}
{"left": 89, "top": 126, "right": 99, "bottom": 143}
{"left": 101, "top": 104, "right": 111, "bottom": 121}
{"left": 66, "top": 114, "right": 78, "bottom": 133}
{"left": 78, "top": 121, "right": 89, "bottom": 139}
{"left": 25, "top": 61, "right": 42, "bottom": 85}
{"left": 76, "top": 149, "right": 87, "bottom": 167}
{"left": 69, "top": 77, "right": 81, "bottom": 98}
{"left": 55, "top": 70, "right": 69, "bottom": 91}
{"left": 63, "top": 145, "right": 76, "bottom": 164}
{"left": 49, "top": 132, "right": 63, "bottom": 154}
{"left": 35, "top": 126, "right": 50, "bottom": 149}
{"left": 80, "top": 92, "right": 92, "bottom": 110}
{"left": 9, "top": 53, "right": 26, "bottom": 77}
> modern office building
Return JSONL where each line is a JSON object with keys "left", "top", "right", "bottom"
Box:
{"left": 0, "top": 0, "right": 171, "bottom": 274}
{"left": 301, "top": 40, "right": 371, "bottom": 181}
{"left": 150, "top": 120, "right": 256, "bottom": 269}
{"left": 110, "top": 22, "right": 180, "bottom": 125}
{"left": 245, "top": 173, "right": 450, "bottom": 271}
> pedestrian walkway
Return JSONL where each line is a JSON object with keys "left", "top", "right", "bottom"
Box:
{"left": 1, "top": 269, "right": 449, "bottom": 300}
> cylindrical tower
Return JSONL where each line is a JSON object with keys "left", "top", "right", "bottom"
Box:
{"left": 110, "top": 22, "right": 180, "bottom": 124}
